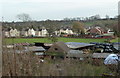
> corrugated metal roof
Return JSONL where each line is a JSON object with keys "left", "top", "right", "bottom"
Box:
{"left": 67, "top": 50, "right": 83, "bottom": 57}
{"left": 69, "top": 50, "right": 83, "bottom": 54}
{"left": 25, "top": 46, "right": 46, "bottom": 52}
{"left": 92, "top": 53, "right": 111, "bottom": 59}
{"left": 35, "top": 52, "right": 44, "bottom": 55}
{"left": 67, "top": 50, "right": 90, "bottom": 58}
{"left": 66, "top": 42, "right": 95, "bottom": 49}
{"left": 44, "top": 43, "right": 53, "bottom": 46}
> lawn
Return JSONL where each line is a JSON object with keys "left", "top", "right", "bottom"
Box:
{"left": 4, "top": 37, "right": 108, "bottom": 44}
{"left": 110, "top": 38, "right": 120, "bottom": 42}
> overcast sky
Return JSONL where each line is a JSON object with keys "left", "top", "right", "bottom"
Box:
{"left": 0, "top": 0, "right": 119, "bottom": 22}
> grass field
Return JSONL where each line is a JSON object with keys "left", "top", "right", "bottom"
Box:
{"left": 110, "top": 38, "right": 120, "bottom": 42}
{"left": 4, "top": 37, "right": 108, "bottom": 44}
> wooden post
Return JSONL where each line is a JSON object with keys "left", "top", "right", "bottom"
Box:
{"left": 117, "top": 37, "right": 120, "bottom": 76}
{"left": 118, "top": 2, "right": 120, "bottom": 76}
{"left": 118, "top": 54, "right": 120, "bottom": 76}
{"left": 0, "top": 22, "right": 2, "bottom": 77}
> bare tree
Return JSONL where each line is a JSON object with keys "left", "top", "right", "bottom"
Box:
{"left": 105, "top": 15, "right": 109, "bottom": 20}
{"left": 16, "top": 13, "right": 31, "bottom": 22}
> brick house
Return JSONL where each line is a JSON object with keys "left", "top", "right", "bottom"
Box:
{"left": 87, "top": 27, "right": 104, "bottom": 35}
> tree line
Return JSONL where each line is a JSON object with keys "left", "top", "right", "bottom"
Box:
{"left": 2, "top": 13, "right": 119, "bottom": 37}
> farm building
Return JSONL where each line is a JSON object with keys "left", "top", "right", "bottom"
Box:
{"left": 92, "top": 53, "right": 111, "bottom": 65}
{"left": 34, "top": 42, "right": 52, "bottom": 50}
{"left": 46, "top": 42, "right": 95, "bottom": 59}
{"left": 92, "top": 53, "right": 111, "bottom": 59}
{"left": 47, "top": 42, "right": 70, "bottom": 53}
